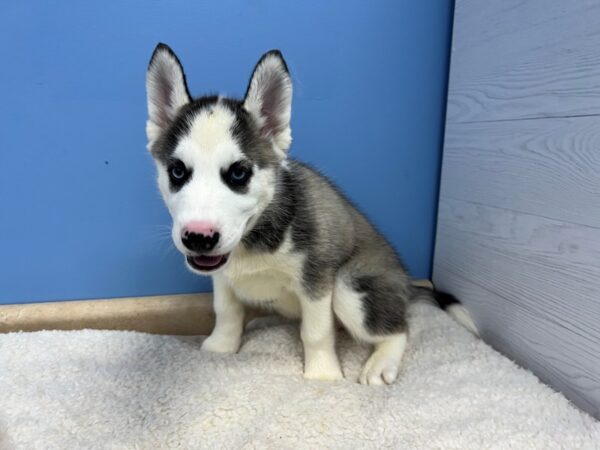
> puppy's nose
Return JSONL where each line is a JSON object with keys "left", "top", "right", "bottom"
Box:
{"left": 181, "top": 222, "right": 220, "bottom": 252}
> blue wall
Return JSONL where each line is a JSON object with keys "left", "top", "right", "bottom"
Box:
{"left": 0, "top": 1, "right": 453, "bottom": 304}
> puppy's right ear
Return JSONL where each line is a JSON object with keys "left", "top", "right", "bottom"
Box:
{"left": 146, "top": 43, "right": 191, "bottom": 144}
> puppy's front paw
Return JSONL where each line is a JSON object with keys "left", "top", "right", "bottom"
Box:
{"left": 201, "top": 334, "right": 240, "bottom": 354}
{"left": 303, "top": 354, "right": 344, "bottom": 381}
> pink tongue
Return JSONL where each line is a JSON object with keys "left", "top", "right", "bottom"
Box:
{"left": 193, "top": 255, "right": 223, "bottom": 267}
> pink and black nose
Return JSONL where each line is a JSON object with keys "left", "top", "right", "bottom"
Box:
{"left": 181, "top": 222, "right": 220, "bottom": 253}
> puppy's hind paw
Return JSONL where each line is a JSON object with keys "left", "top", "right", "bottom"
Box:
{"left": 359, "top": 334, "right": 407, "bottom": 386}
{"left": 359, "top": 358, "right": 400, "bottom": 386}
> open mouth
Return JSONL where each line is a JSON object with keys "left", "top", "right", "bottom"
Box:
{"left": 186, "top": 253, "right": 230, "bottom": 272}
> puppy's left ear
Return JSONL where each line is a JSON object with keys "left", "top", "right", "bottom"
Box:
{"left": 244, "top": 50, "right": 293, "bottom": 153}
{"left": 146, "top": 43, "right": 191, "bottom": 145}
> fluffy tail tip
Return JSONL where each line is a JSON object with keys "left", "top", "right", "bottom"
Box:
{"left": 432, "top": 291, "right": 480, "bottom": 337}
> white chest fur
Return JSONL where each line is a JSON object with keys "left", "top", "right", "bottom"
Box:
{"left": 219, "top": 235, "right": 305, "bottom": 318}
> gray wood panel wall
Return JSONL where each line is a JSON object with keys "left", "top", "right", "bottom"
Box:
{"left": 433, "top": 0, "right": 600, "bottom": 418}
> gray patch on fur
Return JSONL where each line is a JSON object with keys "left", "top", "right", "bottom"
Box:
{"left": 351, "top": 275, "right": 409, "bottom": 334}
{"left": 242, "top": 160, "right": 413, "bottom": 328}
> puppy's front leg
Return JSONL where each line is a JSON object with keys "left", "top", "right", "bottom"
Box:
{"left": 202, "top": 276, "right": 245, "bottom": 354}
{"left": 299, "top": 291, "right": 343, "bottom": 381}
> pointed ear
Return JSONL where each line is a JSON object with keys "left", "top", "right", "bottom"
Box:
{"left": 146, "top": 43, "right": 191, "bottom": 144}
{"left": 243, "top": 50, "right": 293, "bottom": 152}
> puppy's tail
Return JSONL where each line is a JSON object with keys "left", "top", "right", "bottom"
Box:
{"left": 411, "top": 284, "right": 480, "bottom": 337}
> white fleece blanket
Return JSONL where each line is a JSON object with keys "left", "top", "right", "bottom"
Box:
{"left": 0, "top": 303, "right": 598, "bottom": 450}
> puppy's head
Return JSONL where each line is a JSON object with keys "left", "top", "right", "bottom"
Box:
{"left": 145, "top": 44, "right": 292, "bottom": 274}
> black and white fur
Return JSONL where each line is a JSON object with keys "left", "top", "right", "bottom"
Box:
{"left": 146, "top": 44, "right": 437, "bottom": 384}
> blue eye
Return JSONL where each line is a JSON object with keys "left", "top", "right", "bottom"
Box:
{"left": 168, "top": 160, "right": 190, "bottom": 189}
{"left": 170, "top": 165, "right": 186, "bottom": 179}
{"left": 231, "top": 167, "right": 248, "bottom": 181}
{"left": 225, "top": 162, "right": 252, "bottom": 189}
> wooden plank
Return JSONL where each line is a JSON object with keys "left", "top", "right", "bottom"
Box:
{"left": 446, "top": 0, "right": 600, "bottom": 123}
{"left": 441, "top": 116, "right": 600, "bottom": 228}
{"left": 0, "top": 280, "right": 433, "bottom": 335}
{"left": 0, "top": 293, "right": 218, "bottom": 335}
{"left": 433, "top": 198, "right": 600, "bottom": 418}
{"left": 433, "top": 269, "right": 600, "bottom": 419}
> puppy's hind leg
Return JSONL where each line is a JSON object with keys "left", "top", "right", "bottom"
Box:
{"left": 359, "top": 334, "right": 407, "bottom": 385}
{"left": 333, "top": 274, "right": 409, "bottom": 385}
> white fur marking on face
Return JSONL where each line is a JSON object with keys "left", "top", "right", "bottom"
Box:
{"left": 159, "top": 101, "right": 277, "bottom": 260}
{"left": 187, "top": 105, "right": 238, "bottom": 153}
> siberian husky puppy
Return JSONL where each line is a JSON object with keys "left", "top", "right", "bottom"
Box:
{"left": 146, "top": 43, "right": 442, "bottom": 384}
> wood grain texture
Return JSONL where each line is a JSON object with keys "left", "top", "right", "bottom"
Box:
{"left": 434, "top": 199, "right": 600, "bottom": 418}
{"left": 433, "top": 267, "right": 600, "bottom": 419}
{"left": 442, "top": 116, "right": 600, "bottom": 227}
{"left": 436, "top": 0, "right": 600, "bottom": 418}
{"left": 446, "top": 0, "right": 600, "bottom": 123}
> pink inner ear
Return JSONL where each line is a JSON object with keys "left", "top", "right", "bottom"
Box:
{"left": 259, "top": 71, "right": 287, "bottom": 137}
{"left": 153, "top": 77, "right": 175, "bottom": 129}
{"left": 147, "top": 46, "right": 191, "bottom": 130}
